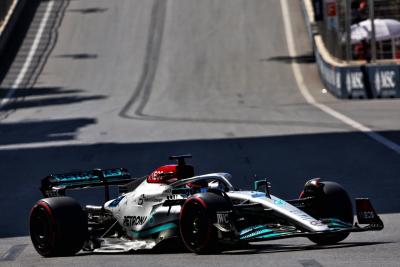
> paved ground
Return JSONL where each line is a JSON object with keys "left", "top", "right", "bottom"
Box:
{"left": 0, "top": 0, "right": 399, "bottom": 266}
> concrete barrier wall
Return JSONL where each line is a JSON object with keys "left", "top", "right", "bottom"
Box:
{"left": 301, "top": 0, "right": 400, "bottom": 99}
{"left": 0, "top": 0, "right": 27, "bottom": 56}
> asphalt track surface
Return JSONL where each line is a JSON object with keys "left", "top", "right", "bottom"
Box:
{"left": 0, "top": 0, "right": 399, "bottom": 266}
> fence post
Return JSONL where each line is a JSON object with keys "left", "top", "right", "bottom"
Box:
{"left": 345, "top": 0, "right": 352, "bottom": 62}
{"left": 369, "top": 0, "right": 376, "bottom": 63}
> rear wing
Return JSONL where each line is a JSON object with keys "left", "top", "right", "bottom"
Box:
{"left": 40, "top": 168, "right": 135, "bottom": 199}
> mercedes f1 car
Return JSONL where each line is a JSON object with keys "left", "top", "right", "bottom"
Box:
{"left": 29, "top": 155, "right": 383, "bottom": 256}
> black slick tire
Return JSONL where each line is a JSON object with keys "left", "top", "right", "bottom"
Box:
{"left": 179, "top": 192, "right": 231, "bottom": 254}
{"left": 29, "top": 196, "right": 87, "bottom": 257}
{"left": 303, "top": 181, "right": 353, "bottom": 245}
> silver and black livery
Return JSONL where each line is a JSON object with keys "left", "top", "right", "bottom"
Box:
{"left": 29, "top": 155, "right": 384, "bottom": 256}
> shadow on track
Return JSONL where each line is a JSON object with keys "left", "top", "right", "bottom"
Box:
{"left": 222, "top": 241, "right": 390, "bottom": 255}
{"left": 0, "top": 118, "right": 96, "bottom": 145}
{"left": 66, "top": 241, "right": 390, "bottom": 257}
{"left": 68, "top": 8, "right": 108, "bottom": 14}
{"left": 262, "top": 53, "right": 315, "bottom": 64}
{"left": 0, "top": 130, "right": 399, "bottom": 237}
{"left": 0, "top": 95, "right": 106, "bottom": 111}
{"left": 0, "top": 86, "right": 106, "bottom": 114}
{"left": 55, "top": 54, "right": 98, "bottom": 60}
{"left": 0, "top": 87, "right": 83, "bottom": 97}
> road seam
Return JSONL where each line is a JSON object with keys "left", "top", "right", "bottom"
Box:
{"left": 280, "top": 0, "right": 400, "bottom": 155}
{"left": 0, "top": 0, "right": 54, "bottom": 109}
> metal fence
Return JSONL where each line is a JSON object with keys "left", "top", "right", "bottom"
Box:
{"left": 0, "top": 0, "right": 14, "bottom": 25}
{"left": 314, "top": 0, "right": 400, "bottom": 62}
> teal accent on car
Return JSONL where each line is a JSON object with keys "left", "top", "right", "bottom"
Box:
{"left": 52, "top": 168, "right": 128, "bottom": 187}
{"left": 255, "top": 233, "right": 286, "bottom": 239}
{"left": 131, "top": 222, "right": 177, "bottom": 238}
{"left": 325, "top": 218, "right": 353, "bottom": 229}
{"left": 327, "top": 222, "right": 350, "bottom": 229}
{"left": 239, "top": 225, "right": 265, "bottom": 236}
{"left": 273, "top": 199, "right": 285, "bottom": 205}
{"left": 240, "top": 228, "right": 273, "bottom": 240}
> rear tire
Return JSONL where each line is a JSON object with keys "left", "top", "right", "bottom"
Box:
{"left": 179, "top": 192, "right": 231, "bottom": 254}
{"left": 302, "top": 181, "right": 353, "bottom": 245}
{"left": 29, "top": 196, "right": 87, "bottom": 257}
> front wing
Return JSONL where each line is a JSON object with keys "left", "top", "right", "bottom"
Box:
{"left": 239, "top": 218, "right": 383, "bottom": 242}
{"left": 238, "top": 198, "right": 384, "bottom": 242}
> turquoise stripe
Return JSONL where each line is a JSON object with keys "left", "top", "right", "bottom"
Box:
{"left": 325, "top": 218, "right": 352, "bottom": 229}
{"left": 240, "top": 228, "right": 273, "bottom": 240}
{"left": 239, "top": 225, "right": 265, "bottom": 236}
{"left": 328, "top": 222, "right": 351, "bottom": 229}
{"left": 131, "top": 222, "right": 177, "bottom": 238}
{"left": 255, "top": 232, "right": 287, "bottom": 239}
{"left": 328, "top": 219, "right": 352, "bottom": 227}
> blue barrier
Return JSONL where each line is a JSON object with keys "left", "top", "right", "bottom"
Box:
{"left": 368, "top": 65, "right": 400, "bottom": 98}
{"left": 315, "top": 49, "right": 368, "bottom": 99}
{"left": 302, "top": 0, "right": 400, "bottom": 99}
{"left": 315, "top": 49, "right": 342, "bottom": 97}
{"left": 344, "top": 66, "right": 368, "bottom": 99}
{"left": 316, "top": 47, "right": 400, "bottom": 99}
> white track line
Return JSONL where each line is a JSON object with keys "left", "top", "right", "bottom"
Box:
{"left": 280, "top": 0, "right": 400, "bottom": 155}
{"left": 0, "top": 0, "right": 54, "bottom": 109}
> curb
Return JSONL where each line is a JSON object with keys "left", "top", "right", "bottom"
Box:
{"left": 301, "top": 0, "right": 400, "bottom": 99}
{"left": 0, "top": 0, "right": 27, "bottom": 57}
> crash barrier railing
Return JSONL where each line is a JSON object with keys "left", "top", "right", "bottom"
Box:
{"left": 315, "top": 36, "right": 400, "bottom": 98}
{"left": 302, "top": 0, "right": 400, "bottom": 98}
{"left": 373, "top": 0, "right": 400, "bottom": 60}
{"left": 312, "top": 0, "right": 400, "bottom": 62}
{"left": 0, "top": 0, "right": 27, "bottom": 56}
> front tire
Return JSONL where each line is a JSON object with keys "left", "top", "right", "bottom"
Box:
{"left": 29, "top": 196, "right": 87, "bottom": 257}
{"left": 179, "top": 192, "right": 231, "bottom": 254}
{"left": 302, "top": 181, "right": 353, "bottom": 245}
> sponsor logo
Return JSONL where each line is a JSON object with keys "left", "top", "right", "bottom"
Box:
{"left": 123, "top": 216, "right": 147, "bottom": 226}
{"left": 336, "top": 72, "right": 341, "bottom": 89}
{"left": 289, "top": 210, "right": 315, "bottom": 221}
{"left": 316, "top": 52, "right": 341, "bottom": 93}
{"left": 310, "top": 220, "right": 324, "bottom": 226}
{"left": 274, "top": 199, "right": 284, "bottom": 205}
{"left": 216, "top": 212, "right": 230, "bottom": 224}
{"left": 166, "top": 195, "right": 177, "bottom": 200}
{"left": 375, "top": 70, "right": 396, "bottom": 96}
{"left": 346, "top": 71, "right": 364, "bottom": 92}
{"left": 137, "top": 194, "right": 163, "bottom": 205}
{"left": 149, "top": 170, "right": 164, "bottom": 181}
{"left": 358, "top": 211, "right": 375, "bottom": 219}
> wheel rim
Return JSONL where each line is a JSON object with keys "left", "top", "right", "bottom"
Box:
{"left": 181, "top": 201, "right": 210, "bottom": 250}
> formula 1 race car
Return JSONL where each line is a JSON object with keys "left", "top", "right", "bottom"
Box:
{"left": 29, "top": 155, "right": 384, "bottom": 256}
